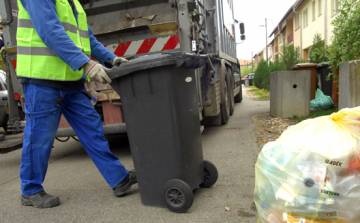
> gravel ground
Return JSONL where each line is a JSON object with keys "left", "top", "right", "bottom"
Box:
{"left": 245, "top": 88, "right": 298, "bottom": 149}
{"left": 252, "top": 113, "right": 298, "bottom": 149}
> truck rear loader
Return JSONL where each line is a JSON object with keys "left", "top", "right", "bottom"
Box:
{"left": 0, "top": 0, "right": 245, "bottom": 153}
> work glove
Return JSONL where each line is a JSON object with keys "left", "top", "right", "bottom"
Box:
{"left": 111, "top": 56, "right": 128, "bottom": 67}
{"left": 83, "top": 60, "right": 112, "bottom": 84}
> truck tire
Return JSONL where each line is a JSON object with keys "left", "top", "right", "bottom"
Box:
{"left": 220, "top": 76, "right": 230, "bottom": 125}
{"left": 227, "top": 67, "right": 235, "bottom": 116}
{"left": 234, "top": 83, "right": 243, "bottom": 103}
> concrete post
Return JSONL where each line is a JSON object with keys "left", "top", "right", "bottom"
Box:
{"left": 270, "top": 71, "right": 311, "bottom": 118}
{"left": 339, "top": 60, "right": 360, "bottom": 110}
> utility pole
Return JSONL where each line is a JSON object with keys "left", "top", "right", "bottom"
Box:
{"left": 265, "top": 18, "right": 268, "bottom": 63}
{"left": 260, "top": 18, "right": 269, "bottom": 63}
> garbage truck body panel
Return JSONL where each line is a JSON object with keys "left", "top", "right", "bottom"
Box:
{"left": 82, "top": 0, "right": 243, "bottom": 126}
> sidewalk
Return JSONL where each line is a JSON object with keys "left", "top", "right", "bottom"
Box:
{"left": 243, "top": 85, "right": 270, "bottom": 101}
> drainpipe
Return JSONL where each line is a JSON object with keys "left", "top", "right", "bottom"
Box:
{"left": 293, "top": 5, "right": 302, "bottom": 58}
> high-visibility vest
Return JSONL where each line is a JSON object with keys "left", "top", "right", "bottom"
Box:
{"left": 16, "top": 0, "right": 91, "bottom": 81}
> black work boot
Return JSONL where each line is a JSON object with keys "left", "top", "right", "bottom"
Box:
{"left": 21, "top": 191, "right": 60, "bottom": 208}
{"left": 113, "top": 170, "right": 137, "bottom": 197}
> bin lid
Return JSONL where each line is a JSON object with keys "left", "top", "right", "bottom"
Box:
{"left": 293, "top": 63, "right": 318, "bottom": 70}
{"left": 316, "top": 62, "right": 330, "bottom": 68}
{"left": 107, "top": 52, "right": 207, "bottom": 80}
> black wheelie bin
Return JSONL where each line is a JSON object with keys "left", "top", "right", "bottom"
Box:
{"left": 107, "top": 52, "right": 218, "bottom": 213}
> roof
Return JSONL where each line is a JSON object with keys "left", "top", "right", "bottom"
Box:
{"left": 269, "top": 0, "right": 305, "bottom": 37}
{"left": 269, "top": 38, "right": 275, "bottom": 45}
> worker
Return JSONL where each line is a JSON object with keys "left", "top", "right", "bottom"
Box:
{"left": 0, "top": 37, "right": 4, "bottom": 49}
{"left": 16, "top": 0, "right": 136, "bottom": 208}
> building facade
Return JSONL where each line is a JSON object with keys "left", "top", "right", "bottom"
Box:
{"left": 253, "top": 45, "right": 273, "bottom": 67}
{"left": 239, "top": 59, "right": 253, "bottom": 67}
{"left": 269, "top": 0, "right": 341, "bottom": 62}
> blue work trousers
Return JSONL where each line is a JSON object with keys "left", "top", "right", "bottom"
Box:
{"left": 20, "top": 83, "right": 129, "bottom": 196}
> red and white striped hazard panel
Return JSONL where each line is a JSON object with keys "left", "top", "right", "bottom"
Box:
{"left": 10, "top": 35, "right": 180, "bottom": 70}
{"left": 107, "top": 34, "right": 180, "bottom": 57}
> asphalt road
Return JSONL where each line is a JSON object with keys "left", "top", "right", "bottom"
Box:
{"left": 0, "top": 86, "right": 270, "bottom": 223}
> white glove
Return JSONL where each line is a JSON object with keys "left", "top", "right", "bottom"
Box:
{"left": 83, "top": 60, "right": 112, "bottom": 84}
{"left": 112, "top": 57, "right": 128, "bottom": 67}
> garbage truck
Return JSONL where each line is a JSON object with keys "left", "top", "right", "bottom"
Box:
{"left": 0, "top": 0, "right": 245, "bottom": 153}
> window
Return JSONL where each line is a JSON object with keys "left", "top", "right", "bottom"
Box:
{"left": 332, "top": 0, "right": 340, "bottom": 15}
{"left": 295, "top": 13, "right": 300, "bottom": 29}
{"left": 304, "top": 9, "right": 308, "bottom": 27}
{"left": 318, "top": 0, "right": 322, "bottom": 16}
{"left": 312, "top": 1, "right": 316, "bottom": 21}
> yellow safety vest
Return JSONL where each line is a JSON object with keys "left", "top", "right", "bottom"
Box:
{"left": 16, "top": 0, "right": 91, "bottom": 81}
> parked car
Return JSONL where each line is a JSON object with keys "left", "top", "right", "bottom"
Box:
{"left": 0, "top": 70, "right": 24, "bottom": 134}
{"left": 241, "top": 73, "right": 254, "bottom": 85}
{"left": 0, "top": 70, "right": 5, "bottom": 82}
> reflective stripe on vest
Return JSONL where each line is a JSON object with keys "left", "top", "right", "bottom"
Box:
{"left": 17, "top": 19, "right": 91, "bottom": 58}
{"left": 16, "top": 0, "right": 91, "bottom": 81}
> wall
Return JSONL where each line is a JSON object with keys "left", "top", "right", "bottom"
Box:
{"left": 293, "top": 26, "right": 301, "bottom": 49}
{"left": 326, "top": 0, "right": 338, "bottom": 45}
{"left": 300, "top": 0, "right": 324, "bottom": 49}
{"left": 254, "top": 52, "right": 264, "bottom": 67}
{"left": 298, "top": 0, "right": 339, "bottom": 49}
{"left": 268, "top": 0, "right": 341, "bottom": 63}
{"left": 273, "top": 31, "right": 279, "bottom": 57}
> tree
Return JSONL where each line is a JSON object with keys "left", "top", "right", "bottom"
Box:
{"left": 328, "top": 0, "right": 360, "bottom": 72}
{"left": 253, "top": 58, "right": 287, "bottom": 91}
{"left": 279, "top": 44, "right": 303, "bottom": 71}
{"left": 309, "top": 33, "right": 328, "bottom": 63}
{"left": 269, "top": 57, "right": 287, "bottom": 73}
{"left": 240, "top": 65, "right": 257, "bottom": 77}
{"left": 253, "top": 59, "right": 270, "bottom": 90}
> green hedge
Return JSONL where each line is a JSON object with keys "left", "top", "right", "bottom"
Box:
{"left": 253, "top": 59, "right": 286, "bottom": 90}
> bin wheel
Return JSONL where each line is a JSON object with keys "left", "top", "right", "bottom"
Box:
{"left": 164, "top": 179, "right": 193, "bottom": 213}
{"left": 199, "top": 160, "right": 218, "bottom": 188}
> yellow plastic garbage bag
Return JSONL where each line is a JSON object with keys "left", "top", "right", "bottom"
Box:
{"left": 253, "top": 106, "right": 360, "bottom": 223}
